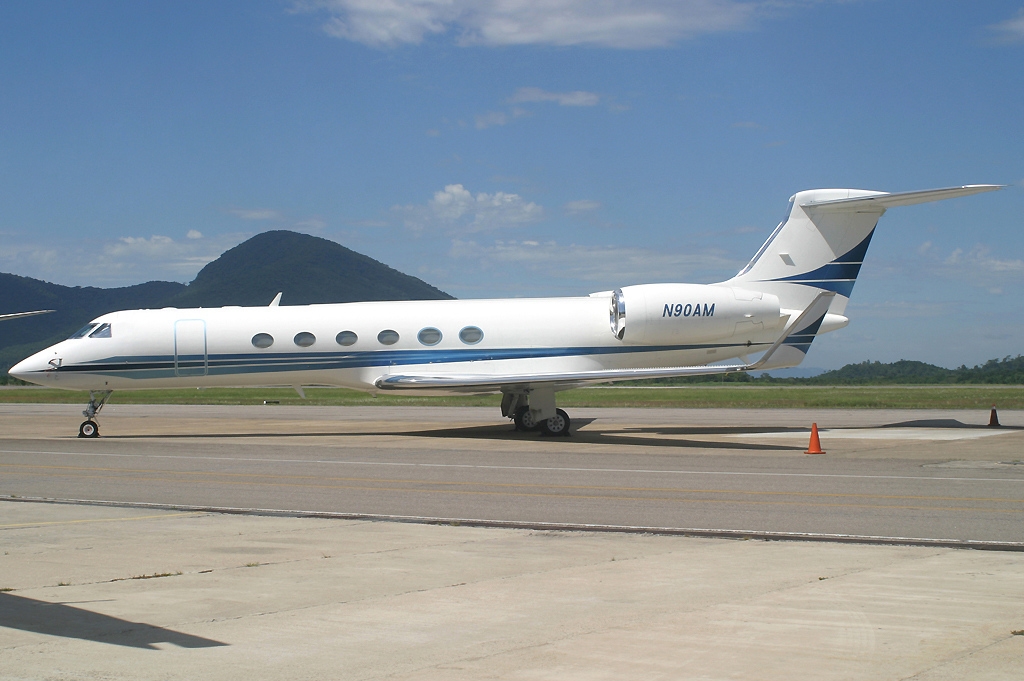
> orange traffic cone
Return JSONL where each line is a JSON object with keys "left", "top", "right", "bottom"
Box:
{"left": 805, "top": 423, "right": 825, "bottom": 455}
{"left": 989, "top": 406, "right": 1001, "bottom": 428}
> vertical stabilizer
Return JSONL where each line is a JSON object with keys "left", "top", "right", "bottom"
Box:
{"left": 723, "top": 184, "right": 1002, "bottom": 367}
{"left": 723, "top": 188, "right": 887, "bottom": 316}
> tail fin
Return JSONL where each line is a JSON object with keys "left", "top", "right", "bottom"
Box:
{"left": 723, "top": 185, "right": 1001, "bottom": 368}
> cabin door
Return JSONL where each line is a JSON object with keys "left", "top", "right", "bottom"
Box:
{"left": 174, "top": 319, "right": 208, "bottom": 377}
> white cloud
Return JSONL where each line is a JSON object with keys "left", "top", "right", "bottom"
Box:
{"left": 509, "top": 87, "right": 600, "bottom": 107}
{"left": 228, "top": 208, "right": 325, "bottom": 231}
{"left": 945, "top": 246, "right": 1024, "bottom": 273}
{"left": 475, "top": 106, "right": 533, "bottom": 129}
{"left": 346, "top": 218, "right": 390, "bottom": 228}
{"left": 229, "top": 208, "right": 283, "bottom": 221}
{"left": 475, "top": 111, "right": 508, "bottom": 129}
{"left": 313, "top": 0, "right": 457, "bottom": 47}
{"left": 990, "top": 9, "right": 1024, "bottom": 42}
{"left": 0, "top": 233, "right": 246, "bottom": 288}
{"left": 186, "top": 229, "right": 203, "bottom": 239}
{"left": 564, "top": 199, "right": 602, "bottom": 214}
{"left": 302, "top": 0, "right": 760, "bottom": 49}
{"left": 295, "top": 218, "right": 328, "bottom": 231}
{"left": 449, "top": 238, "right": 740, "bottom": 285}
{"left": 846, "top": 300, "right": 950, "bottom": 320}
{"left": 109, "top": 235, "right": 174, "bottom": 254}
{"left": 399, "top": 184, "right": 544, "bottom": 233}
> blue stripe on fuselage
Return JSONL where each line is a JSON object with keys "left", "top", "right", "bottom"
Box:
{"left": 57, "top": 341, "right": 769, "bottom": 380}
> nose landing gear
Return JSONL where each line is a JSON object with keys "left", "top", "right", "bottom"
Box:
{"left": 78, "top": 390, "right": 112, "bottom": 438}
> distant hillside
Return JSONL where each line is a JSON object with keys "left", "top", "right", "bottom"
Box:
{"left": 0, "top": 230, "right": 452, "bottom": 372}
{"left": 170, "top": 231, "right": 452, "bottom": 307}
{"left": 803, "top": 357, "right": 1024, "bottom": 385}
{"left": 623, "top": 356, "right": 1024, "bottom": 386}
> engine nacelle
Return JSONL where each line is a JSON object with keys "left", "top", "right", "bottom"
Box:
{"left": 609, "top": 283, "right": 782, "bottom": 345}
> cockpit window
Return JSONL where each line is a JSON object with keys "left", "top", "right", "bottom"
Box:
{"left": 69, "top": 323, "right": 98, "bottom": 339}
{"left": 88, "top": 323, "right": 112, "bottom": 338}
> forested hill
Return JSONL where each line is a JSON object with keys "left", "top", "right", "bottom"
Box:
{"left": 633, "top": 356, "right": 1024, "bottom": 385}
{"left": 0, "top": 230, "right": 452, "bottom": 372}
{"left": 169, "top": 230, "right": 452, "bottom": 308}
{"left": 798, "top": 357, "right": 1024, "bottom": 385}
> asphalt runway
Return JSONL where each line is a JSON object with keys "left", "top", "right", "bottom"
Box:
{"left": 4, "top": 404, "right": 1024, "bottom": 679}
{"left": 2, "top": 404, "right": 1024, "bottom": 545}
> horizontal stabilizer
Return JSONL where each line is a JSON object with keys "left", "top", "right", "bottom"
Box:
{"left": 377, "top": 293, "right": 835, "bottom": 392}
{"left": 0, "top": 310, "right": 55, "bottom": 321}
{"left": 802, "top": 185, "right": 1002, "bottom": 211}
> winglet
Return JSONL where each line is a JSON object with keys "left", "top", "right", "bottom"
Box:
{"left": 269, "top": 292, "right": 283, "bottom": 307}
{"left": 746, "top": 291, "right": 835, "bottom": 371}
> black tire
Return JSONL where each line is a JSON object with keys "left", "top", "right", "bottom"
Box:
{"left": 540, "top": 409, "right": 571, "bottom": 437}
{"left": 513, "top": 406, "right": 538, "bottom": 431}
{"left": 78, "top": 420, "right": 99, "bottom": 438}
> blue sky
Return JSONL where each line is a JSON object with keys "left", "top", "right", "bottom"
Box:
{"left": 1, "top": 1, "right": 1022, "bottom": 369}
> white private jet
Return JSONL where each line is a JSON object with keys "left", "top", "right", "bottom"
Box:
{"left": 10, "top": 185, "right": 1002, "bottom": 438}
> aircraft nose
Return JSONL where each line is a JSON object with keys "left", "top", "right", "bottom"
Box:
{"left": 9, "top": 358, "right": 32, "bottom": 382}
{"left": 9, "top": 351, "right": 56, "bottom": 384}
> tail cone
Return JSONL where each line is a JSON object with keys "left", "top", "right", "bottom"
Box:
{"left": 989, "top": 406, "right": 1001, "bottom": 428}
{"left": 805, "top": 423, "right": 825, "bottom": 455}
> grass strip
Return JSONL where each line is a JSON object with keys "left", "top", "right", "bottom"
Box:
{"left": 1, "top": 385, "right": 1022, "bottom": 409}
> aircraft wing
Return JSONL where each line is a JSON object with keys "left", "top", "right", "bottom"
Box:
{"left": 377, "top": 292, "right": 835, "bottom": 393}
{"left": 0, "top": 310, "right": 54, "bottom": 321}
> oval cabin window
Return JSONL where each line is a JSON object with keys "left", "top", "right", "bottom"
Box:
{"left": 417, "top": 327, "right": 442, "bottom": 346}
{"left": 294, "top": 332, "right": 316, "bottom": 347}
{"left": 252, "top": 333, "right": 274, "bottom": 349}
{"left": 336, "top": 331, "right": 358, "bottom": 346}
{"left": 377, "top": 329, "right": 400, "bottom": 345}
{"left": 459, "top": 326, "right": 483, "bottom": 345}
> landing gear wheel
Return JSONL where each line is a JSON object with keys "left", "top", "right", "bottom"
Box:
{"left": 78, "top": 420, "right": 99, "bottom": 438}
{"left": 540, "top": 409, "right": 571, "bottom": 437}
{"left": 514, "top": 406, "right": 538, "bottom": 431}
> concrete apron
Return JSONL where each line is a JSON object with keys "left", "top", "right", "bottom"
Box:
{"left": 1, "top": 500, "right": 1022, "bottom": 680}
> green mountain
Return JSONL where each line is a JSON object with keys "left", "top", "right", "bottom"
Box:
{"left": 169, "top": 230, "right": 452, "bottom": 307}
{"left": 804, "top": 360, "right": 953, "bottom": 384}
{"left": 623, "top": 356, "right": 1024, "bottom": 387}
{"left": 1, "top": 230, "right": 452, "bottom": 373}
{"left": 796, "top": 357, "right": 1024, "bottom": 385}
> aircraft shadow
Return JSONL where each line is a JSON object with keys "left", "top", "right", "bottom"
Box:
{"left": 98, "top": 417, "right": 1017, "bottom": 448}
{"left": 401, "top": 421, "right": 804, "bottom": 451}
{"left": 101, "top": 420, "right": 803, "bottom": 451}
{"left": 881, "top": 418, "right": 1022, "bottom": 430}
{"left": 0, "top": 592, "right": 227, "bottom": 649}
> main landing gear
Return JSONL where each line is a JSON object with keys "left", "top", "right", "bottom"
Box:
{"left": 502, "top": 391, "right": 571, "bottom": 437}
{"left": 78, "top": 390, "right": 112, "bottom": 438}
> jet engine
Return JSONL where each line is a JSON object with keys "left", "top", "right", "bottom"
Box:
{"left": 608, "top": 283, "right": 782, "bottom": 345}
